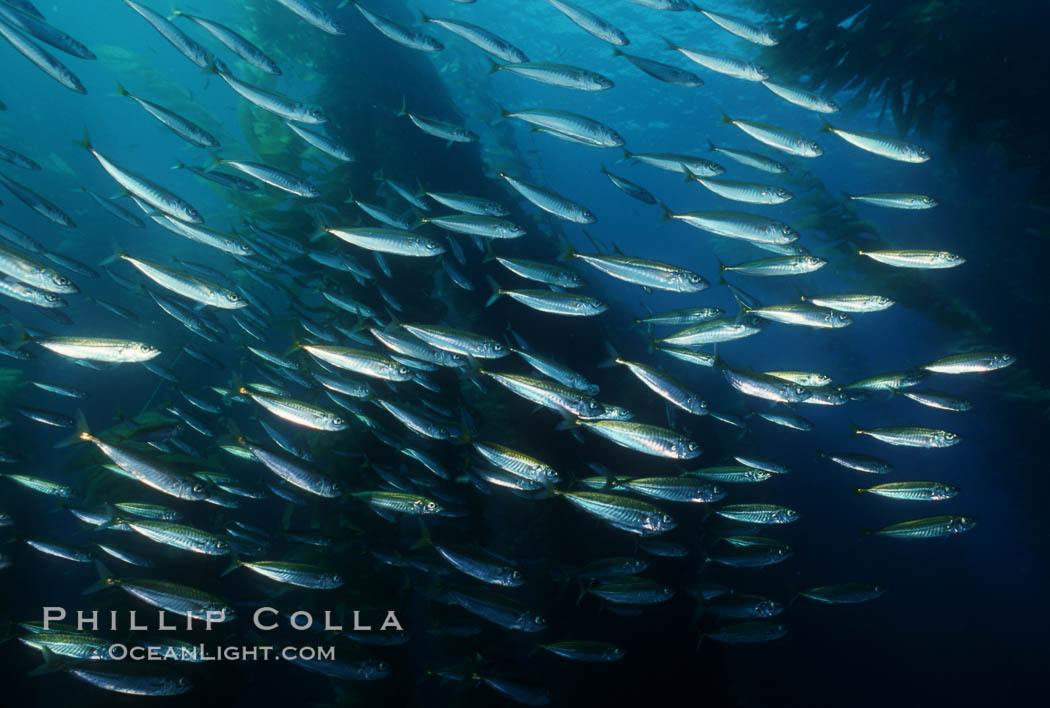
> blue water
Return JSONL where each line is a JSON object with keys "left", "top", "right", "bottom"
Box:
{"left": 0, "top": 1, "right": 1047, "bottom": 706}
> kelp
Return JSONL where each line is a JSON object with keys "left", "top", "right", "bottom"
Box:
{"left": 753, "top": 0, "right": 1050, "bottom": 204}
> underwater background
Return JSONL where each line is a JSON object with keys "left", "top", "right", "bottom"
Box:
{"left": 0, "top": 0, "right": 1047, "bottom": 706}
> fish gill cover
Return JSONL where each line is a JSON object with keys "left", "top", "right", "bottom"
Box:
{"left": 0, "top": 0, "right": 1046, "bottom": 707}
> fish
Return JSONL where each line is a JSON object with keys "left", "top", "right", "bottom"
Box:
{"left": 686, "top": 173, "right": 793, "bottom": 204}
{"left": 820, "top": 452, "right": 893, "bottom": 475}
{"left": 123, "top": 0, "right": 213, "bottom": 69}
{"left": 214, "top": 67, "right": 327, "bottom": 124}
{"left": 120, "top": 254, "right": 246, "bottom": 309}
{"left": 223, "top": 560, "right": 343, "bottom": 589}
{"left": 852, "top": 424, "right": 960, "bottom": 448}
{"left": 0, "top": 173, "right": 75, "bottom": 227}
{"left": 922, "top": 351, "right": 1015, "bottom": 374}
{"left": 705, "top": 141, "right": 787, "bottom": 174}
{"left": 115, "top": 84, "right": 218, "bottom": 148}
{"left": 240, "top": 388, "right": 348, "bottom": 432}
{"left": 398, "top": 100, "right": 478, "bottom": 144}
{"left": 170, "top": 10, "right": 281, "bottom": 74}
{"left": 213, "top": 158, "right": 318, "bottom": 197}
{"left": 554, "top": 490, "right": 676, "bottom": 535}
{"left": 498, "top": 172, "right": 595, "bottom": 223}
{"left": 864, "top": 516, "right": 978, "bottom": 539}
{"left": 846, "top": 192, "right": 938, "bottom": 209}
{"left": 622, "top": 149, "right": 725, "bottom": 176}
{"left": 272, "top": 0, "right": 344, "bottom": 35}
{"left": 797, "top": 584, "right": 885, "bottom": 604}
{"left": 821, "top": 119, "right": 931, "bottom": 162}
{"left": 284, "top": 122, "right": 355, "bottom": 161}
{"left": 421, "top": 13, "right": 527, "bottom": 63}
{"left": 325, "top": 227, "right": 445, "bottom": 257}
{"left": 0, "top": 145, "right": 42, "bottom": 171}
{"left": 719, "top": 113, "right": 822, "bottom": 157}
{"left": 488, "top": 285, "right": 607, "bottom": 316}
{"left": 761, "top": 80, "right": 838, "bottom": 113}
{"left": 858, "top": 249, "right": 964, "bottom": 269}
{"left": 76, "top": 133, "right": 202, "bottom": 223}
{"left": 351, "top": 2, "right": 443, "bottom": 51}
{"left": 490, "top": 61, "right": 613, "bottom": 91}
{"left": 662, "top": 38, "right": 769, "bottom": 81}
{"left": 564, "top": 243, "right": 707, "bottom": 292}
{"left": 720, "top": 255, "right": 827, "bottom": 276}
{"left": 612, "top": 48, "right": 702, "bottom": 86}
{"left": 544, "top": 0, "right": 629, "bottom": 46}
{"left": 699, "top": 9, "right": 778, "bottom": 45}
{"left": 499, "top": 107, "right": 624, "bottom": 148}
{"left": 0, "top": 14, "right": 85, "bottom": 93}
{"left": 571, "top": 419, "right": 701, "bottom": 459}
{"left": 857, "top": 481, "right": 960, "bottom": 501}
{"left": 599, "top": 165, "right": 657, "bottom": 203}
{"left": 421, "top": 215, "right": 525, "bottom": 239}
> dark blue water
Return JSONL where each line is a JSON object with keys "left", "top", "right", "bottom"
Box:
{"left": 0, "top": 1, "right": 1047, "bottom": 706}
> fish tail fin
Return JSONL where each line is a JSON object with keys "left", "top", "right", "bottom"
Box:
{"left": 82, "top": 561, "right": 120, "bottom": 595}
{"left": 396, "top": 95, "right": 407, "bottom": 117}
{"left": 74, "top": 128, "right": 92, "bottom": 152}
{"left": 418, "top": 8, "right": 432, "bottom": 23}
{"left": 114, "top": 82, "right": 130, "bottom": 98}
{"left": 611, "top": 47, "right": 624, "bottom": 57}
{"left": 597, "top": 341, "right": 620, "bottom": 368}
{"left": 843, "top": 191, "right": 855, "bottom": 200}
{"left": 855, "top": 487, "right": 868, "bottom": 496}
{"left": 716, "top": 258, "right": 728, "bottom": 273}
{"left": 659, "top": 35, "right": 678, "bottom": 51}
{"left": 485, "top": 58, "right": 501, "bottom": 75}
{"left": 99, "top": 239, "right": 125, "bottom": 266}
{"left": 170, "top": 160, "right": 186, "bottom": 170}
{"left": 28, "top": 647, "right": 67, "bottom": 678}
{"left": 553, "top": 419, "right": 579, "bottom": 432}
{"left": 56, "top": 409, "right": 92, "bottom": 448}
{"left": 657, "top": 202, "right": 674, "bottom": 223}
{"left": 556, "top": 236, "right": 577, "bottom": 262}
{"left": 409, "top": 519, "right": 432, "bottom": 551}
{"left": 7, "top": 320, "right": 30, "bottom": 350}
{"left": 220, "top": 557, "right": 243, "bottom": 578}
{"left": 718, "top": 111, "right": 732, "bottom": 125}
{"left": 706, "top": 139, "right": 717, "bottom": 151}
{"left": 481, "top": 242, "right": 496, "bottom": 263}
{"left": 819, "top": 118, "right": 834, "bottom": 132}
{"left": 494, "top": 104, "right": 510, "bottom": 122}
{"left": 483, "top": 276, "right": 502, "bottom": 308}
{"left": 167, "top": 8, "right": 183, "bottom": 20}
{"left": 848, "top": 420, "right": 861, "bottom": 435}
{"left": 203, "top": 151, "right": 222, "bottom": 172}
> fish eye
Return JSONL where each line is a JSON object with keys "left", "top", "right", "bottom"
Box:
{"left": 510, "top": 570, "right": 523, "bottom": 580}
{"left": 397, "top": 366, "right": 410, "bottom": 375}
{"left": 192, "top": 483, "right": 206, "bottom": 494}
{"left": 533, "top": 616, "right": 546, "bottom": 626}
{"left": 216, "top": 540, "right": 229, "bottom": 550}
{"left": 55, "top": 275, "right": 70, "bottom": 285}
{"left": 332, "top": 417, "right": 346, "bottom": 427}
{"left": 227, "top": 292, "right": 242, "bottom": 301}
{"left": 331, "top": 574, "right": 342, "bottom": 584}
{"left": 176, "top": 677, "right": 190, "bottom": 687}
{"left": 493, "top": 343, "right": 504, "bottom": 351}
{"left": 45, "top": 294, "right": 60, "bottom": 302}
{"left": 425, "top": 501, "right": 438, "bottom": 511}
{"left": 944, "top": 432, "right": 957, "bottom": 439}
